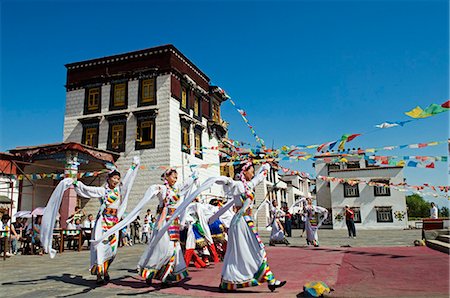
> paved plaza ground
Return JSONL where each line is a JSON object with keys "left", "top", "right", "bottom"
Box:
{"left": 1, "top": 229, "right": 449, "bottom": 298}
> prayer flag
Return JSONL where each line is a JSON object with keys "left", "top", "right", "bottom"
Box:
{"left": 405, "top": 106, "right": 431, "bottom": 118}
{"left": 441, "top": 100, "right": 450, "bottom": 109}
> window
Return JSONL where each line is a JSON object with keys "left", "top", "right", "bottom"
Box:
{"left": 351, "top": 207, "right": 362, "bottom": 223}
{"left": 138, "top": 78, "right": 156, "bottom": 106}
{"left": 136, "top": 119, "right": 155, "bottom": 150}
{"left": 376, "top": 207, "right": 393, "bottom": 223}
{"left": 181, "top": 86, "right": 188, "bottom": 111}
{"left": 281, "top": 189, "right": 287, "bottom": 202}
{"left": 194, "top": 128, "right": 202, "bottom": 159}
{"left": 328, "top": 163, "right": 340, "bottom": 173}
{"left": 181, "top": 121, "right": 190, "bottom": 153}
{"left": 347, "top": 161, "right": 360, "bottom": 169}
{"left": 374, "top": 180, "right": 391, "bottom": 196}
{"left": 193, "top": 96, "right": 200, "bottom": 118}
{"left": 81, "top": 121, "right": 99, "bottom": 147}
{"left": 212, "top": 101, "right": 220, "bottom": 122}
{"left": 107, "top": 118, "right": 126, "bottom": 152}
{"left": 84, "top": 87, "right": 101, "bottom": 114}
{"left": 110, "top": 82, "right": 127, "bottom": 110}
{"left": 344, "top": 183, "right": 359, "bottom": 197}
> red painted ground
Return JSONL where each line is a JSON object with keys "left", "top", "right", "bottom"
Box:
{"left": 107, "top": 246, "right": 449, "bottom": 297}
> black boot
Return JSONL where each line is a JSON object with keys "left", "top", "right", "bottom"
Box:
{"left": 268, "top": 280, "right": 287, "bottom": 292}
{"left": 96, "top": 274, "right": 104, "bottom": 285}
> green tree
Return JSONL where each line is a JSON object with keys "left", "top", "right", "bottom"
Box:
{"left": 406, "top": 194, "right": 430, "bottom": 218}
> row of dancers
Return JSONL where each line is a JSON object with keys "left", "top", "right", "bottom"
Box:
{"left": 40, "top": 157, "right": 326, "bottom": 292}
{"left": 267, "top": 197, "right": 329, "bottom": 247}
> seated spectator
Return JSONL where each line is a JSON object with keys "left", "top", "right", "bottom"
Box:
{"left": 29, "top": 215, "right": 43, "bottom": 255}
{"left": 121, "top": 225, "right": 131, "bottom": 247}
{"left": 66, "top": 217, "right": 81, "bottom": 250}
{"left": 10, "top": 218, "right": 22, "bottom": 255}
{"left": 71, "top": 206, "right": 86, "bottom": 222}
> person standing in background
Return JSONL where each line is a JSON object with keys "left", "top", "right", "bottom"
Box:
{"left": 83, "top": 214, "right": 95, "bottom": 248}
{"left": 344, "top": 205, "right": 356, "bottom": 238}
{"left": 430, "top": 202, "right": 438, "bottom": 219}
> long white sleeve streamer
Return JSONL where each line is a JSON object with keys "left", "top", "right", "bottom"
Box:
{"left": 40, "top": 178, "right": 74, "bottom": 258}
{"left": 117, "top": 156, "right": 140, "bottom": 218}
{"left": 91, "top": 185, "right": 161, "bottom": 246}
{"left": 138, "top": 176, "right": 200, "bottom": 268}
{"left": 196, "top": 203, "right": 214, "bottom": 244}
{"left": 289, "top": 197, "right": 307, "bottom": 214}
{"left": 314, "top": 206, "right": 329, "bottom": 229}
{"left": 147, "top": 177, "right": 228, "bottom": 252}
{"left": 253, "top": 199, "right": 269, "bottom": 220}
{"left": 207, "top": 199, "right": 235, "bottom": 225}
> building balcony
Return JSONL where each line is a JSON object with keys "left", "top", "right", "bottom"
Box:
{"left": 207, "top": 118, "right": 228, "bottom": 139}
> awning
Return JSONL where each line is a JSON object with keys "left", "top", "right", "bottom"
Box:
{"left": 0, "top": 195, "right": 11, "bottom": 204}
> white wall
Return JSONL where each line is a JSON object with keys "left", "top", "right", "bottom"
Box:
{"left": 314, "top": 161, "right": 332, "bottom": 209}
{"left": 63, "top": 74, "right": 224, "bottom": 216}
{"left": 330, "top": 167, "right": 408, "bottom": 230}
{"left": 0, "top": 177, "right": 19, "bottom": 220}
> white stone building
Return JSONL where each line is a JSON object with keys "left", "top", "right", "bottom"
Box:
{"left": 63, "top": 45, "right": 228, "bottom": 215}
{"left": 315, "top": 153, "right": 408, "bottom": 230}
{"left": 252, "top": 165, "right": 287, "bottom": 229}
{"left": 280, "top": 173, "right": 313, "bottom": 208}
{"left": 249, "top": 166, "right": 315, "bottom": 230}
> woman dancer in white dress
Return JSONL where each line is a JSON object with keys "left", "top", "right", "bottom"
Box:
{"left": 268, "top": 200, "right": 289, "bottom": 246}
{"left": 303, "top": 198, "right": 328, "bottom": 247}
{"left": 138, "top": 168, "right": 198, "bottom": 286}
{"left": 218, "top": 161, "right": 286, "bottom": 292}
{"left": 40, "top": 157, "right": 140, "bottom": 284}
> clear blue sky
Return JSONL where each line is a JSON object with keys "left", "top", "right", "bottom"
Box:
{"left": 1, "top": 0, "right": 448, "bottom": 206}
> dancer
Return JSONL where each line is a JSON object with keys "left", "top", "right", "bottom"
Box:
{"left": 303, "top": 198, "right": 328, "bottom": 247}
{"left": 138, "top": 168, "right": 198, "bottom": 286}
{"left": 268, "top": 200, "right": 289, "bottom": 246}
{"left": 205, "top": 198, "right": 233, "bottom": 260}
{"left": 40, "top": 157, "right": 140, "bottom": 284}
{"left": 216, "top": 161, "right": 287, "bottom": 292}
{"left": 184, "top": 202, "right": 208, "bottom": 268}
{"left": 89, "top": 167, "right": 201, "bottom": 287}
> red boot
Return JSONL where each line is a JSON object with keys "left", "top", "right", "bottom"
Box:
{"left": 193, "top": 251, "right": 207, "bottom": 268}
{"left": 184, "top": 249, "right": 195, "bottom": 267}
{"left": 208, "top": 244, "right": 220, "bottom": 263}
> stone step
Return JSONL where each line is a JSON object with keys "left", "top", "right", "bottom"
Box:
{"left": 423, "top": 229, "right": 450, "bottom": 240}
{"left": 437, "top": 234, "right": 450, "bottom": 243}
{"left": 426, "top": 239, "right": 450, "bottom": 254}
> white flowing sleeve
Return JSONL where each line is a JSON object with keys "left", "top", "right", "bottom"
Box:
{"left": 74, "top": 181, "right": 105, "bottom": 199}
{"left": 152, "top": 177, "right": 229, "bottom": 246}
{"left": 247, "top": 163, "right": 270, "bottom": 189}
{"left": 208, "top": 199, "right": 235, "bottom": 225}
{"left": 177, "top": 170, "right": 199, "bottom": 196}
{"left": 289, "top": 197, "right": 307, "bottom": 214}
{"left": 91, "top": 185, "right": 162, "bottom": 246}
{"left": 40, "top": 178, "right": 74, "bottom": 258}
{"left": 197, "top": 204, "right": 213, "bottom": 244}
{"left": 253, "top": 199, "right": 269, "bottom": 220}
{"left": 221, "top": 178, "right": 242, "bottom": 197}
{"left": 118, "top": 156, "right": 141, "bottom": 218}
{"left": 314, "top": 205, "right": 329, "bottom": 229}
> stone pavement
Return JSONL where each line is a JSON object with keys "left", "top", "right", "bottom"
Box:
{"left": 1, "top": 229, "right": 448, "bottom": 298}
